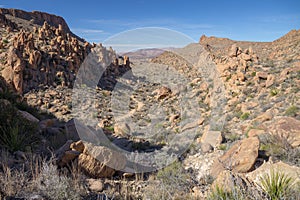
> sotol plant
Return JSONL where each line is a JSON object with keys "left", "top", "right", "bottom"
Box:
{"left": 259, "top": 170, "right": 295, "bottom": 200}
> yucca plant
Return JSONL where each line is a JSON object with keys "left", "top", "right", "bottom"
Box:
{"left": 260, "top": 170, "right": 294, "bottom": 200}
{"left": 0, "top": 119, "right": 38, "bottom": 152}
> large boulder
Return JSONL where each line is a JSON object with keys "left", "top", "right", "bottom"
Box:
{"left": 56, "top": 140, "right": 127, "bottom": 178}
{"left": 211, "top": 137, "right": 260, "bottom": 177}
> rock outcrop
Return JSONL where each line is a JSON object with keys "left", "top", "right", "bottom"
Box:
{"left": 0, "top": 8, "right": 71, "bottom": 35}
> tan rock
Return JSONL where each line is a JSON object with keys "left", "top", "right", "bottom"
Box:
{"left": 211, "top": 170, "right": 243, "bottom": 193}
{"left": 256, "top": 71, "right": 268, "bottom": 79}
{"left": 153, "top": 86, "right": 172, "bottom": 100}
{"left": 229, "top": 44, "right": 238, "bottom": 57}
{"left": 78, "top": 153, "right": 115, "bottom": 178}
{"left": 59, "top": 150, "right": 80, "bottom": 167}
{"left": 201, "top": 143, "right": 213, "bottom": 153}
{"left": 114, "top": 122, "right": 131, "bottom": 137}
{"left": 254, "top": 110, "right": 273, "bottom": 123}
{"left": 191, "top": 77, "right": 201, "bottom": 85}
{"left": 1, "top": 67, "right": 13, "bottom": 85}
{"left": 201, "top": 130, "right": 223, "bottom": 148}
{"left": 248, "top": 129, "right": 265, "bottom": 137}
{"left": 83, "top": 143, "right": 126, "bottom": 170}
{"left": 211, "top": 137, "right": 260, "bottom": 177}
{"left": 169, "top": 114, "right": 180, "bottom": 123}
{"left": 265, "top": 74, "right": 275, "bottom": 88}
{"left": 86, "top": 178, "right": 104, "bottom": 192}
{"left": 240, "top": 53, "right": 251, "bottom": 61}
{"left": 237, "top": 72, "right": 245, "bottom": 82}
{"left": 12, "top": 59, "right": 24, "bottom": 94}
{"left": 248, "top": 46, "right": 254, "bottom": 55}
{"left": 198, "top": 82, "right": 209, "bottom": 93}
{"left": 211, "top": 170, "right": 262, "bottom": 197}
{"left": 182, "top": 117, "right": 205, "bottom": 132}
{"left": 29, "top": 50, "right": 42, "bottom": 68}
{"left": 55, "top": 140, "right": 73, "bottom": 166}
{"left": 70, "top": 140, "right": 85, "bottom": 153}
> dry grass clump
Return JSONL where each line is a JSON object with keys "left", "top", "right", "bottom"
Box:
{"left": 0, "top": 156, "right": 85, "bottom": 199}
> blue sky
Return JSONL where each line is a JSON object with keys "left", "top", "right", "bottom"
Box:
{"left": 1, "top": 0, "right": 299, "bottom": 44}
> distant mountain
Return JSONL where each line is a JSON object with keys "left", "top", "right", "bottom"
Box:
{"left": 121, "top": 47, "right": 176, "bottom": 60}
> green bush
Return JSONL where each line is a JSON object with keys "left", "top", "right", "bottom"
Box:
{"left": 240, "top": 112, "right": 250, "bottom": 120}
{"left": 270, "top": 88, "right": 279, "bottom": 96}
{"left": 285, "top": 105, "right": 299, "bottom": 117}
{"left": 2, "top": 39, "right": 9, "bottom": 44}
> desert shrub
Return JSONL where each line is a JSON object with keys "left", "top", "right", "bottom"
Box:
{"left": 2, "top": 39, "right": 9, "bottom": 44}
{"left": 240, "top": 112, "right": 250, "bottom": 120}
{"left": 0, "top": 118, "right": 38, "bottom": 152}
{"left": 259, "top": 170, "right": 297, "bottom": 200}
{"left": 259, "top": 134, "right": 300, "bottom": 166}
{"left": 218, "top": 144, "right": 228, "bottom": 151}
{"left": 270, "top": 88, "right": 279, "bottom": 96}
{"left": 144, "top": 160, "right": 192, "bottom": 199}
{"left": 0, "top": 97, "right": 39, "bottom": 152}
{"left": 0, "top": 165, "right": 28, "bottom": 197}
{"left": 0, "top": 87, "right": 18, "bottom": 103}
{"left": 208, "top": 185, "right": 236, "bottom": 200}
{"left": 0, "top": 156, "right": 84, "bottom": 199}
{"left": 285, "top": 105, "right": 299, "bottom": 117}
{"left": 34, "top": 161, "right": 81, "bottom": 200}
{"left": 226, "top": 133, "right": 240, "bottom": 142}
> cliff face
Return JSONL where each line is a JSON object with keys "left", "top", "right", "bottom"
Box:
{"left": 0, "top": 8, "right": 70, "bottom": 33}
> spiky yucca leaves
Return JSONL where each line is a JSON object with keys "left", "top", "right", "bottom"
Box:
{"left": 259, "top": 170, "right": 295, "bottom": 200}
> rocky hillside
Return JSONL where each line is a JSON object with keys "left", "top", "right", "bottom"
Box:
{"left": 0, "top": 8, "right": 79, "bottom": 39}
{"left": 148, "top": 30, "right": 300, "bottom": 198}
{"left": 0, "top": 8, "right": 299, "bottom": 200}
